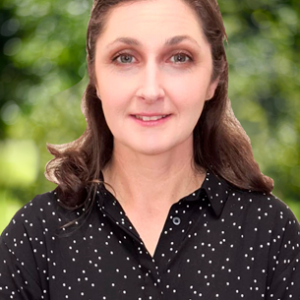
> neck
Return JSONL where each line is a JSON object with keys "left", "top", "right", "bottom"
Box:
{"left": 102, "top": 138, "right": 206, "bottom": 211}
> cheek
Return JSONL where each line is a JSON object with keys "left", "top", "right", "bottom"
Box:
{"left": 170, "top": 83, "right": 207, "bottom": 131}
{"left": 168, "top": 75, "right": 209, "bottom": 110}
{"left": 167, "top": 66, "right": 212, "bottom": 94}
{"left": 97, "top": 74, "right": 132, "bottom": 114}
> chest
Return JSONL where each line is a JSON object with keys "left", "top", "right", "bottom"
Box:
{"left": 44, "top": 205, "right": 273, "bottom": 300}
{"left": 123, "top": 208, "right": 171, "bottom": 257}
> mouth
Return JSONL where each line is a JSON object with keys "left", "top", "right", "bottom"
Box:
{"left": 133, "top": 115, "right": 170, "bottom": 121}
{"left": 129, "top": 114, "right": 172, "bottom": 126}
{"left": 133, "top": 115, "right": 169, "bottom": 122}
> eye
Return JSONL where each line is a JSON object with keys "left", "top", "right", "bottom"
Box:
{"left": 170, "top": 52, "right": 193, "bottom": 64}
{"left": 112, "top": 53, "right": 136, "bottom": 64}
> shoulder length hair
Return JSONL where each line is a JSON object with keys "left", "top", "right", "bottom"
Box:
{"left": 45, "top": 0, "right": 274, "bottom": 212}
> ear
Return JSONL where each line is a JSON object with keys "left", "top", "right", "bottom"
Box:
{"left": 95, "top": 88, "right": 101, "bottom": 99}
{"left": 205, "top": 77, "right": 220, "bottom": 101}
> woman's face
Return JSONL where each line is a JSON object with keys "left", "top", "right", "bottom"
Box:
{"left": 94, "top": 0, "right": 218, "bottom": 156}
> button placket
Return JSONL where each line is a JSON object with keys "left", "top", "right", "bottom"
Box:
{"left": 153, "top": 202, "right": 193, "bottom": 268}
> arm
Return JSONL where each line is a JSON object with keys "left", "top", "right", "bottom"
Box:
{"left": 0, "top": 193, "right": 58, "bottom": 300}
{"left": 266, "top": 207, "right": 300, "bottom": 299}
{"left": 0, "top": 237, "right": 43, "bottom": 300}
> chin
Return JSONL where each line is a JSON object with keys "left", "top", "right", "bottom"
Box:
{"left": 125, "top": 141, "right": 174, "bottom": 156}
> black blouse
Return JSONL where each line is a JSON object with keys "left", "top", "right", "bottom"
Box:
{"left": 0, "top": 170, "right": 300, "bottom": 300}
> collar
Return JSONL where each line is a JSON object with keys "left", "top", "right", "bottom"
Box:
{"left": 98, "top": 169, "right": 231, "bottom": 218}
{"left": 183, "top": 170, "right": 231, "bottom": 218}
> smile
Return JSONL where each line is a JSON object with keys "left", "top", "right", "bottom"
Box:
{"left": 134, "top": 115, "right": 168, "bottom": 121}
{"left": 130, "top": 114, "right": 172, "bottom": 126}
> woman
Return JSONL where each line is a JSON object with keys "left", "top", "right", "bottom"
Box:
{"left": 0, "top": 0, "right": 299, "bottom": 299}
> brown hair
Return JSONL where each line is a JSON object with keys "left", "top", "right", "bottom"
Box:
{"left": 45, "top": 0, "right": 274, "bottom": 214}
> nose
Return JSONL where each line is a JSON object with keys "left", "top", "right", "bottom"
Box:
{"left": 135, "top": 61, "right": 165, "bottom": 102}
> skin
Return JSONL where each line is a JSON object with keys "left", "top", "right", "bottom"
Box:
{"left": 94, "top": 0, "right": 219, "bottom": 256}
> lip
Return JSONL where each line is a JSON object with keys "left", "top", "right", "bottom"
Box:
{"left": 130, "top": 113, "right": 171, "bottom": 117}
{"left": 130, "top": 114, "right": 172, "bottom": 127}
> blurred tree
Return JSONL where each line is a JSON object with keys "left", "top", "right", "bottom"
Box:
{"left": 0, "top": 0, "right": 299, "bottom": 232}
{"left": 219, "top": 0, "right": 300, "bottom": 208}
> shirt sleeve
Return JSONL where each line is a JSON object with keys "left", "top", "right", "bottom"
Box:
{"left": 0, "top": 238, "right": 43, "bottom": 300}
{"left": 266, "top": 202, "right": 300, "bottom": 300}
{"left": 0, "top": 193, "right": 57, "bottom": 300}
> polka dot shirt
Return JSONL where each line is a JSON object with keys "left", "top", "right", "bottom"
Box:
{"left": 1, "top": 170, "right": 300, "bottom": 299}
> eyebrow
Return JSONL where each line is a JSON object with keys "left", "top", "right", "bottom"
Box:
{"left": 106, "top": 35, "right": 200, "bottom": 49}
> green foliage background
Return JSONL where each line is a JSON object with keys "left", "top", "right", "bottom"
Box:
{"left": 0, "top": 0, "right": 299, "bottom": 233}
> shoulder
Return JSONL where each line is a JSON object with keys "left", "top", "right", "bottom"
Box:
{"left": 224, "top": 187, "right": 300, "bottom": 245}
{"left": 232, "top": 188, "right": 299, "bottom": 225}
{"left": 4, "top": 190, "right": 59, "bottom": 225}
{"left": 230, "top": 190, "right": 300, "bottom": 290}
{"left": 0, "top": 191, "right": 65, "bottom": 280}
{"left": 1, "top": 190, "right": 77, "bottom": 246}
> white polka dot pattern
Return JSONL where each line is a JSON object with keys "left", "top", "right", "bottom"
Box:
{"left": 0, "top": 170, "right": 299, "bottom": 299}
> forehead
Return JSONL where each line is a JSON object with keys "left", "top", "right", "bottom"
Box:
{"left": 99, "top": 0, "right": 204, "bottom": 47}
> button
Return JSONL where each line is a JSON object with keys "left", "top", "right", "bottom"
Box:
{"left": 173, "top": 217, "right": 181, "bottom": 225}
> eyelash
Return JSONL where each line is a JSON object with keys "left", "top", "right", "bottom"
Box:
{"left": 111, "top": 51, "right": 194, "bottom": 65}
